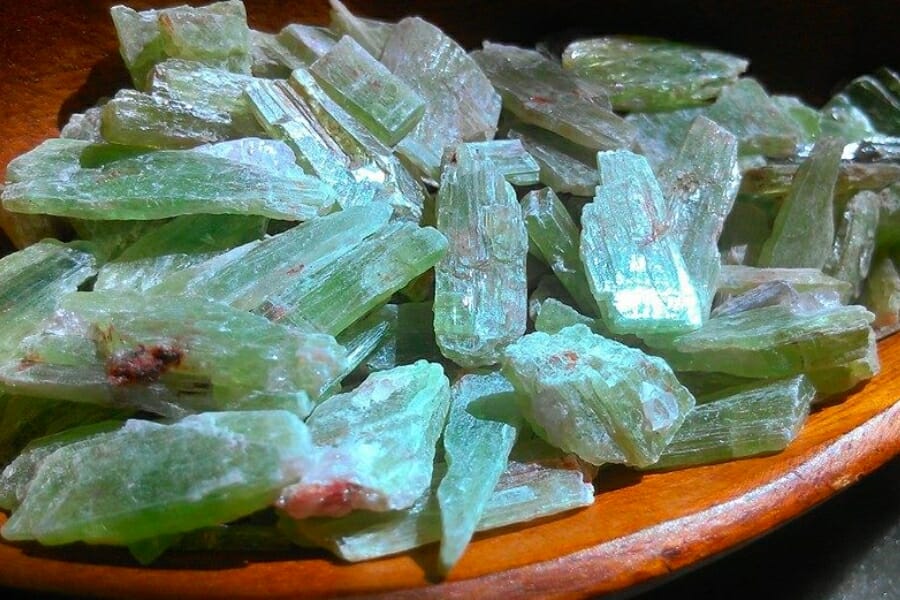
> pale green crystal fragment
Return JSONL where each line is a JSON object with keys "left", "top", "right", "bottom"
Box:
{"left": 830, "top": 74, "right": 900, "bottom": 136}
{"left": 758, "top": 137, "right": 845, "bottom": 268}
{"left": 434, "top": 155, "right": 528, "bottom": 367}
{"left": 277, "top": 361, "right": 449, "bottom": 517}
{"left": 310, "top": 36, "right": 425, "bottom": 146}
{"left": 502, "top": 324, "right": 695, "bottom": 467}
{"left": 581, "top": 151, "right": 703, "bottom": 336}
{"left": 248, "top": 30, "right": 297, "bottom": 78}
{"left": 876, "top": 183, "right": 900, "bottom": 249}
{"left": 506, "top": 122, "right": 599, "bottom": 196}
{"left": 626, "top": 108, "right": 702, "bottom": 170}
{"left": 716, "top": 265, "right": 853, "bottom": 302}
{"left": 805, "top": 329, "right": 880, "bottom": 397}
{"left": 711, "top": 281, "right": 841, "bottom": 319}
{"left": 382, "top": 17, "right": 502, "bottom": 180}
{"left": 362, "top": 302, "right": 444, "bottom": 373}
{"left": 473, "top": 43, "right": 635, "bottom": 152}
{"left": 562, "top": 36, "right": 747, "bottom": 112}
{"left": 861, "top": 256, "right": 900, "bottom": 338}
{"left": 328, "top": 0, "right": 393, "bottom": 58}
{"left": 111, "top": 1, "right": 251, "bottom": 89}
{"left": 528, "top": 274, "right": 577, "bottom": 323}
{"left": 659, "top": 116, "right": 740, "bottom": 316}
{"left": 191, "top": 138, "right": 307, "bottom": 179}
{"left": 452, "top": 140, "right": 539, "bottom": 186}
{"left": 644, "top": 304, "right": 875, "bottom": 378}
{"left": 69, "top": 219, "right": 166, "bottom": 264}
{"left": 281, "top": 436, "right": 593, "bottom": 562}
{"left": 4, "top": 139, "right": 89, "bottom": 183}
{"left": 0, "top": 241, "right": 96, "bottom": 360}
{"left": 2, "top": 150, "right": 337, "bottom": 221}
{"left": 2, "top": 411, "right": 313, "bottom": 546}
{"left": 438, "top": 372, "right": 523, "bottom": 573}
{"left": 718, "top": 201, "right": 772, "bottom": 266}
{"left": 533, "top": 297, "right": 607, "bottom": 336}
{"left": 645, "top": 376, "right": 814, "bottom": 470}
{"left": 824, "top": 190, "right": 880, "bottom": 301}
{"left": 279, "top": 24, "right": 337, "bottom": 65}
{"left": 772, "top": 95, "right": 822, "bottom": 143}
{"left": 327, "top": 304, "right": 397, "bottom": 390}
{"left": 522, "top": 187, "right": 598, "bottom": 316}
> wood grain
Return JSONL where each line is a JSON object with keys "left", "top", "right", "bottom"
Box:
{"left": 0, "top": 1, "right": 898, "bottom": 598}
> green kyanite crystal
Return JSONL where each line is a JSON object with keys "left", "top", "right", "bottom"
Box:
{"left": 646, "top": 376, "right": 815, "bottom": 470}
{"left": 502, "top": 324, "right": 695, "bottom": 467}
{"left": 506, "top": 121, "right": 599, "bottom": 196}
{"left": 533, "top": 297, "right": 599, "bottom": 335}
{"left": 472, "top": 43, "right": 636, "bottom": 151}
{"left": 830, "top": 74, "right": 900, "bottom": 136}
{"left": 2, "top": 149, "right": 337, "bottom": 221}
{"left": 309, "top": 36, "right": 425, "bottom": 146}
{"left": 645, "top": 304, "right": 875, "bottom": 378}
{"left": 0, "top": 241, "right": 96, "bottom": 360}
{"left": 581, "top": 150, "right": 703, "bottom": 336}
{"left": 361, "top": 302, "right": 445, "bottom": 374}
{"left": 278, "top": 24, "right": 338, "bottom": 65}
{"left": 1, "top": 411, "right": 313, "bottom": 546}
{"left": 277, "top": 361, "right": 449, "bottom": 518}
{"left": 711, "top": 281, "right": 837, "bottom": 320}
{"left": 111, "top": 1, "right": 251, "bottom": 89}
{"left": 381, "top": 17, "right": 502, "bottom": 180}
{"left": 281, "top": 436, "right": 593, "bottom": 563}
{"left": 877, "top": 183, "right": 900, "bottom": 249}
{"left": 437, "top": 372, "right": 523, "bottom": 573}
{"left": 521, "top": 187, "right": 599, "bottom": 316}
{"left": 4, "top": 139, "right": 90, "bottom": 183}
{"left": 433, "top": 154, "right": 528, "bottom": 367}
{"left": 328, "top": 0, "right": 394, "bottom": 58}
{"left": 561, "top": 36, "right": 747, "bottom": 112}
{"left": 824, "top": 190, "right": 880, "bottom": 301}
{"left": 626, "top": 107, "right": 703, "bottom": 169}
{"left": 862, "top": 256, "right": 900, "bottom": 338}
{"left": 191, "top": 138, "right": 307, "bottom": 179}
{"left": 450, "top": 140, "right": 539, "bottom": 186}
{"left": 772, "top": 95, "right": 822, "bottom": 143}
{"left": 248, "top": 30, "right": 299, "bottom": 78}
{"left": 757, "top": 137, "right": 845, "bottom": 268}
{"left": 716, "top": 265, "right": 853, "bottom": 303}
{"left": 806, "top": 329, "right": 880, "bottom": 397}
{"left": 659, "top": 116, "right": 740, "bottom": 316}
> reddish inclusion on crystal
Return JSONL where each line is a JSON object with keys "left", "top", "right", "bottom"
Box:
{"left": 106, "top": 344, "right": 184, "bottom": 385}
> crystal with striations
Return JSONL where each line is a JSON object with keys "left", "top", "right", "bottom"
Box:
{"left": 4, "top": 139, "right": 90, "bottom": 183}
{"left": 502, "top": 324, "right": 695, "bottom": 467}
{"left": 437, "top": 372, "right": 523, "bottom": 573}
{"left": 861, "top": 255, "right": 900, "bottom": 339}
{"left": 278, "top": 24, "right": 337, "bottom": 65}
{"left": 434, "top": 154, "right": 528, "bottom": 367}
{"left": 716, "top": 264, "right": 853, "bottom": 303}
{"left": 711, "top": 281, "right": 841, "bottom": 319}
{"left": 824, "top": 190, "right": 880, "bottom": 301}
{"left": 362, "top": 302, "right": 445, "bottom": 373}
{"left": 2, "top": 150, "right": 337, "bottom": 221}
{"left": 472, "top": 43, "right": 635, "bottom": 151}
{"left": 1, "top": 410, "right": 313, "bottom": 546}
{"left": 581, "top": 150, "right": 703, "bottom": 336}
{"left": 757, "top": 137, "right": 845, "bottom": 268}
{"left": 310, "top": 36, "right": 425, "bottom": 146}
{"left": 626, "top": 107, "right": 702, "bottom": 170}
{"left": 805, "top": 329, "right": 880, "bottom": 397}
{"left": 451, "top": 140, "right": 539, "bottom": 186}
{"left": 328, "top": 0, "right": 393, "bottom": 58}
{"left": 248, "top": 30, "right": 298, "bottom": 78}
{"left": 277, "top": 361, "right": 449, "bottom": 518}
{"left": 561, "top": 36, "right": 747, "bottom": 112}
{"left": 645, "top": 376, "right": 815, "bottom": 470}
{"left": 505, "top": 121, "right": 599, "bottom": 196}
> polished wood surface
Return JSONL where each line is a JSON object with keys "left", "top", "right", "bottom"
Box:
{"left": 0, "top": 1, "right": 898, "bottom": 598}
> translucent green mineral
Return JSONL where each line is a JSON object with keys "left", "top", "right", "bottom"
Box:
{"left": 328, "top": 0, "right": 393, "bottom": 58}
{"left": 824, "top": 190, "right": 880, "bottom": 301}
{"left": 433, "top": 153, "right": 528, "bottom": 367}
{"left": 506, "top": 121, "right": 599, "bottom": 196}
{"left": 862, "top": 256, "right": 900, "bottom": 338}
{"left": 561, "top": 36, "right": 747, "bottom": 112}
{"left": 278, "top": 24, "right": 337, "bottom": 65}
{"left": 716, "top": 265, "right": 853, "bottom": 302}
{"left": 502, "top": 324, "right": 695, "bottom": 467}
{"left": 451, "top": 140, "right": 539, "bottom": 186}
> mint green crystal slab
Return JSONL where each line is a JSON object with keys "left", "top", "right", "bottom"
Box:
{"left": 758, "top": 137, "right": 845, "bottom": 268}
{"left": 502, "top": 324, "right": 695, "bottom": 467}
{"left": 452, "top": 140, "right": 539, "bottom": 186}
{"left": 805, "top": 329, "right": 880, "bottom": 397}
{"left": 437, "top": 372, "right": 523, "bottom": 573}
{"left": 2, "top": 150, "right": 336, "bottom": 221}
{"left": 506, "top": 121, "right": 599, "bottom": 196}
{"left": 191, "top": 138, "right": 307, "bottom": 179}
{"left": 281, "top": 436, "right": 593, "bottom": 562}
{"left": 310, "top": 36, "right": 425, "bottom": 146}
{"left": 581, "top": 151, "right": 703, "bottom": 336}
{"left": 824, "top": 190, "right": 880, "bottom": 301}
{"left": 111, "top": 1, "right": 251, "bottom": 88}
{"left": 659, "top": 116, "right": 740, "bottom": 316}
{"left": 711, "top": 281, "right": 840, "bottom": 320}
{"left": 279, "top": 24, "right": 337, "bottom": 65}
{"left": 645, "top": 376, "right": 814, "bottom": 470}
{"left": 716, "top": 265, "right": 853, "bottom": 302}
{"left": 522, "top": 187, "right": 598, "bottom": 316}
{"left": 862, "top": 255, "right": 900, "bottom": 338}
{"left": 561, "top": 36, "right": 747, "bottom": 112}
{"left": 328, "top": 0, "right": 393, "bottom": 58}
{"left": 433, "top": 155, "right": 528, "bottom": 367}
{"left": 249, "top": 30, "right": 299, "bottom": 78}
{"left": 362, "top": 302, "right": 445, "bottom": 374}
{"left": 277, "top": 361, "right": 449, "bottom": 518}
{"left": 876, "top": 183, "right": 900, "bottom": 249}
{"left": 472, "top": 43, "right": 635, "bottom": 152}
{"left": 772, "top": 95, "right": 822, "bottom": 143}
{"left": 626, "top": 108, "right": 702, "bottom": 170}
{"left": 1, "top": 410, "right": 312, "bottom": 546}
{"left": 0, "top": 241, "right": 96, "bottom": 360}
{"left": 4, "top": 139, "right": 89, "bottom": 183}
{"left": 831, "top": 74, "right": 900, "bottom": 136}
{"left": 533, "top": 297, "right": 599, "bottom": 335}
{"left": 382, "top": 17, "right": 501, "bottom": 180}
{"left": 644, "top": 304, "right": 875, "bottom": 378}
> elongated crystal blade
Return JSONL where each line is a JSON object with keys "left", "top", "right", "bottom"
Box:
{"left": 862, "top": 255, "right": 900, "bottom": 338}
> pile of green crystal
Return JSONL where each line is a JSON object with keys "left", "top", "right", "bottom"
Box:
{"left": 0, "top": 0, "right": 897, "bottom": 575}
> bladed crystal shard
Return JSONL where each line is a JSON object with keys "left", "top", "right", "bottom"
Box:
{"left": 772, "top": 95, "right": 822, "bottom": 143}
{"left": 581, "top": 151, "right": 703, "bottom": 336}
{"left": 191, "top": 138, "right": 307, "bottom": 179}
{"left": 4, "top": 139, "right": 89, "bottom": 183}
{"left": 833, "top": 75, "right": 900, "bottom": 136}
{"left": 506, "top": 121, "right": 599, "bottom": 196}
{"left": 111, "top": 1, "right": 252, "bottom": 89}
{"left": 521, "top": 187, "right": 599, "bottom": 316}
{"left": 382, "top": 17, "right": 502, "bottom": 180}
{"left": 716, "top": 265, "right": 853, "bottom": 302}
{"left": 279, "top": 24, "right": 338, "bottom": 65}
{"left": 69, "top": 219, "right": 166, "bottom": 264}
{"left": 2, "top": 150, "right": 337, "bottom": 221}
{"left": 718, "top": 201, "right": 772, "bottom": 266}
{"left": 472, "top": 43, "right": 635, "bottom": 152}
{"left": 645, "top": 376, "right": 814, "bottom": 470}
{"left": 806, "top": 329, "right": 880, "bottom": 397}
{"left": 862, "top": 255, "right": 900, "bottom": 338}
{"left": 328, "top": 0, "right": 393, "bottom": 58}
{"left": 248, "top": 30, "right": 297, "bottom": 78}
{"left": 502, "top": 324, "right": 695, "bottom": 467}
{"left": 757, "top": 137, "right": 845, "bottom": 268}
{"left": 310, "top": 36, "right": 425, "bottom": 146}
{"left": 824, "top": 190, "right": 880, "bottom": 301}
{"left": 326, "top": 304, "right": 397, "bottom": 392}
{"left": 626, "top": 108, "right": 702, "bottom": 170}
{"left": 658, "top": 116, "right": 740, "bottom": 315}
{"left": 437, "top": 372, "right": 523, "bottom": 573}
{"left": 644, "top": 304, "right": 875, "bottom": 378}
{"left": 433, "top": 155, "right": 528, "bottom": 367}
{"left": 711, "top": 281, "right": 841, "bottom": 319}
{"left": 362, "top": 302, "right": 444, "bottom": 374}
{"left": 876, "top": 183, "right": 900, "bottom": 249}
{"left": 0, "top": 241, "right": 97, "bottom": 360}
{"left": 1, "top": 410, "right": 314, "bottom": 546}
{"left": 281, "top": 437, "right": 593, "bottom": 562}
{"left": 451, "top": 140, "right": 539, "bottom": 186}
{"left": 528, "top": 273, "right": 578, "bottom": 323}
{"left": 561, "top": 36, "right": 747, "bottom": 112}
{"left": 277, "top": 361, "right": 450, "bottom": 518}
